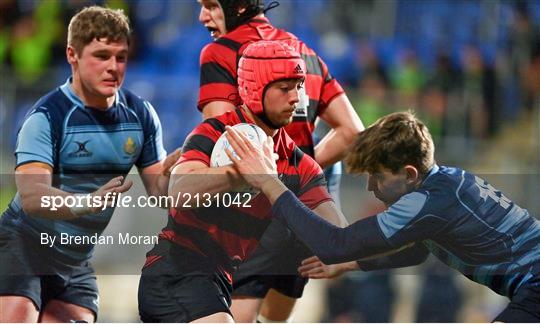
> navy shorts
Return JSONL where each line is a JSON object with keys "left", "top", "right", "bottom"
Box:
{"left": 138, "top": 244, "right": 232, "bottom": 322}
{"left": 0, "top": 225, "right": 98, "bottom": 319}
{"left": 232, "top": 163, "right": 341, "bottom": 299}
{"left": 494, "top": 284, "right": 540, "bottom": 322}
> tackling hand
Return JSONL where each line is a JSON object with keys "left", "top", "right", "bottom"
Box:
{"left": 224, "top": 125, "right": 279, "bottom": 190}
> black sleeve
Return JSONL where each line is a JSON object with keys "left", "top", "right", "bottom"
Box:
{"left": 356, "top": 243, "right": 430, "bottom": 271}
{"left": 271, "top": 190, "right": 394, "bottom": 264}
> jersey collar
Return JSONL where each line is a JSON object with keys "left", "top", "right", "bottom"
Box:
{"left": 60, "top": 77, "right": 119, "bottom": 109}
{"left": 60, "top": 78, "right": 84, "bottom": 107}
{"left": 273, "top": 128, "right": 295, "bottom": 160}
{"left": 423, "top": 164, "right": 440, "bottom": 184}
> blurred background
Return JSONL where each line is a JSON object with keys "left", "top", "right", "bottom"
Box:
{"left": 1, "top": 0, "right": 539, "bottom": 322}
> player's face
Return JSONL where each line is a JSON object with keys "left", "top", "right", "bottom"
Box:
{"left": 367, "top": 168, "right": 410, "bottom": 207}
{"left": 68, "top": 38, "right": 128, "bottom": 106}
{"left": 199, "top": 0, "right": 227, "bottom": 39}
{"left": 263, "top": 78, "right": 304, "bottom": 128}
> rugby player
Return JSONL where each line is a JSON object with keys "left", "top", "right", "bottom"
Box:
{"left": 0, "top": 6, "right": 179, "bottom": 322}
{"left": 138, "top": 40, "right": 347, "bottom": 323}
{"left": 197, "top": 0, "right": 363, "bottom": 321}
{"left": 226, "top": 111, "right": 540, "bottom": 322}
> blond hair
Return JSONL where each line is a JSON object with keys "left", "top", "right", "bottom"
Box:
{"left": 345, "top": 111, "right": 435, "bottom": 176}
{"left": 67, "top": 6, "right": 130, "bottom": 55}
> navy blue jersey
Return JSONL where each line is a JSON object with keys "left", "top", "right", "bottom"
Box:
{"left": 1, "top": 79, "right": 166, "bottom": 263}
{"left": 376, "top": 165, "right": 540, "bottom": 297}
{"left": 271, "top": 165, "right": 540, "bottom": 299}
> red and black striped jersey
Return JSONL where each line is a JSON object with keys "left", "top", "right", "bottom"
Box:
{"left": 198, "top": 17, "right": 344, "bottom": 157}
{"left": 152, "top": 108, "right": 332, "bottom": 278}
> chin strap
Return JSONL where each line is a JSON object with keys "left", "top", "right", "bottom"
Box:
{"left": 263, "top": 1, "right": 280, "bottom": 14}
{"left": 256, "top": 111, "right": 280, "bottom": 130}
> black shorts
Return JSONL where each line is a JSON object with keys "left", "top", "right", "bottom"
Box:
{"left": 138, "top": 245, "right": 232, "bottom": 322}
{"left": 494, "top": 284, "right": 540, "bottom": 322}
{"left": 0, "top": 225, "right": 98, "bottom": 319}
{"left": 232, "top": 218, "right": 311, "bottom": 299}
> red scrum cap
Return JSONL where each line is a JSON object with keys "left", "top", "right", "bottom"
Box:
{"left": 237, "top": 40, "right": 306, "bottom": 115}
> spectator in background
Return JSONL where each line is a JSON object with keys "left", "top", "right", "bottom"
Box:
{"left": 508, "top": 3, "right": 540, "bottom": 112}
{"left": 523, "top": 45, "right": 540, "bottom": 111}
{"left": 420, "top": 51, "right": 462, "bottom": 140}
{"left": 9, "top": 1, "right": 63, "bottom": 84}
{"left": 350, "top": 42, "right": 391, "bottom": 126}
{"left": 391, "top": 48, "right": 425, "bottom": 111}
{"left": 460, "top": 45, "right": 498, "bottom": 138}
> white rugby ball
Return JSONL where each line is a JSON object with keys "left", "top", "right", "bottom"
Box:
{"left": 210, "top": 123, "right": 267, "bottom": 167}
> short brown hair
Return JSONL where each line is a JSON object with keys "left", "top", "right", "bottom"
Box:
{"left": 67, "top": 6, "right": 130, "bottom": 55}
{"left": 345, "top": 111, "right": 435, "bottom": 175}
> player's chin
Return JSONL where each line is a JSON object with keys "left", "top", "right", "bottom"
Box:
{"left": 278, "top": 115, "right": 294, "bottom": 126}
{"left": 276, "top": 119, "right": 292, "bottom": 128}
{"left": 97, "top": 85, "right": 119, "bottom": 97}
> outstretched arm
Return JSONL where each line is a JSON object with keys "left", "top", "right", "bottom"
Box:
{"left": 270, "top": 190, "right": 393, "bottom": 264}
{"left": 224, "top": 126, "right": 394, "bottom": 264}
{"left": 298, "top": 243, "right": 429, "bottom": 279}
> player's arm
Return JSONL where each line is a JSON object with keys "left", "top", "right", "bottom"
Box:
{"left": 138, "top": 148, "right": 182, "bottom": 198}
{"left": 16, "top": 162, "right": 131, "bottom": 220}
{"left": 355, "top": 243, "right": 429, "bottom": 270}
{"left": 201, "top": 101, "right": 236, "bottom": 120}
{"left": 298, "top": 243, "right": 429, "bottom": 279}
{"left": 315, "top": 94, "right": 364, "bottom": 168}
{"left": 270, "top": 189, "right": 394, "bottom": 263}
{"left": 15, "top": 111, "right": 132, "bottom": 219}
{"left": 168, "top": 160, "right": 245, "bottom": 211}
{"left": 224, "top": 126, "right": 424, "bottom": 263}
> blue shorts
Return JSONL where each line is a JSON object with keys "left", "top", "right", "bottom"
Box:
{"left": 0, "top": 225, "right": 98, "bottom": 319}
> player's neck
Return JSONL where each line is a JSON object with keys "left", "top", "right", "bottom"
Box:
{"left": 71, "top": 76, "right": 115, "bottom": 110}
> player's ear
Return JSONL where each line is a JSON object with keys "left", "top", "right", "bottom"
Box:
{"left": 66, "top": 46, "right": 78, "bottom": 64}
{"left": 404, "top": 165, "right": 419, "bottom": 184}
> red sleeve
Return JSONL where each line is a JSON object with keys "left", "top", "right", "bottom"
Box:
{"left": 179, "top": 122, "right": 221, "bottom": 166}
{"left": 296, "top": 153, "right": 333, "bottom": 209}
{"left": 317, "top": 56, "right": 345, "bottom": 115}
{"left": 198, "top": 43, "right": 242, "bottom": 111}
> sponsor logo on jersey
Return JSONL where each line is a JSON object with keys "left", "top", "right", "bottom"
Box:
{"left": 68, "top": 140, "right": 93, "bottom": 158}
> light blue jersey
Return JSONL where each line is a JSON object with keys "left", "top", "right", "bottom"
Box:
{"left": 1, "top": 79, "right": 166, "bottom": 263}
{"left": 377, "top": 165, "right": 540, "bottom": 297}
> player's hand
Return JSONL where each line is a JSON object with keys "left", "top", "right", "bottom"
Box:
{"left": 224, "top": 125, "right": 279, "bottom": 190}
{"left": 89, "top": 176, "right": 133, "bottom": 212}
{"left": 298, "top": 256, "right": 350, "bottom": 279}
{"left": 161, "top": 148, "right": 182, "bottom": 177}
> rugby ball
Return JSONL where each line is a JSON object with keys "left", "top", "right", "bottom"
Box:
{"left": 210, "top": 123, "right": 267, "bottom": 167}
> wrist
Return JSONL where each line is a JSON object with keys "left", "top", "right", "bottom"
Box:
{"left": 225, "top": 167, "right": 245, "bottom": 188}
{"left": 69, "top": 193, "right": 94, "bottom": 218}
{"left": 261, "top": 176, "right": 287, "bottom": 203}
{"left": 260, "top": 175, "right": 282, "bottom": 193}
